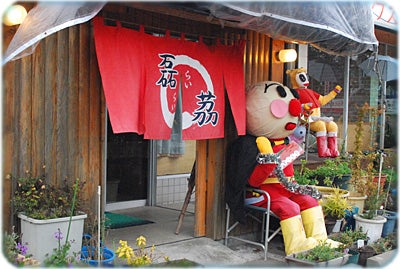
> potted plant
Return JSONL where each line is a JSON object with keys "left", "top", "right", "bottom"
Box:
{"left": 347, "top": 103, "right": 380, "bottom": 213}
{"left": 329, "top": 227, "right": 369, "bottom": 264}
{"left": 358, "top": 234, "right": 397, "bottom": 266}
{"left": 80, "top": 214, "right": 116, "bottom": 267}
{"left": 294, "top": 159, "right": 319, "bottom": 186}
{"left": 353, "top": 185, "right": 387, "bottom": 244}
{"left": 371, "top": 234, "right": 396, "bottom": 254}
{"left": 294, "top": 159, "right": 351, "bottom": 187}
{"left": 285, "top": 240, "right": 349, "bottom": 266}
{"left": 321, "top": 187, "right": 352, "bottom": 234}
{"left": 80, "top": 233, "right": 115, "bottom": 266}
{"left": 314, "top": 159, "right": 352, "bottom": 188}
{"left": 9, "top": 170, "right": 87, "bottom": 263}
{"left": 330, "top": 227, "right": 369, "bottom": 249}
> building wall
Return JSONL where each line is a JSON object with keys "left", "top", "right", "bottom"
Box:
{"left": 2, "top": 22, "right": 104, "bottom": 229}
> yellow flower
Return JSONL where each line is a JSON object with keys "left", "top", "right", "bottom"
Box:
{"left": 117, "top": 236, "right": 158, "bottom": 266}
{"left": 136, "top": 236, "right": 146, "bottom": 248}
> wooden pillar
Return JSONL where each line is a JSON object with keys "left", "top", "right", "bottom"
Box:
{"left": 194, "top": 140, "right": 207, "bottom": 236}
{"left": 270, "top": 40, "right": 285, "bottom": 82}
{"left": 194, "top": 138, "right": 226, "bottom": 239}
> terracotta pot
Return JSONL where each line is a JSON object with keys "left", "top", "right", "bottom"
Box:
{"left": 373, "top": 174, "right": 386, "bottom": 189}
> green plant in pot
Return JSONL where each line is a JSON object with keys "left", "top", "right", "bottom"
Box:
{"left": 321, "top": 187, "right": 352, "bottom": 234}
{"left": 9, "top": 169, "right": 87, "bottom": 262}
{"left": 354, "top": 184, "right": 387, "bottom": 244}
{"left": 348, "top": 103, "right": 381, "bottom": 195}
{"left": 294, "top": 159, "right": 319, "bottom": 185}
{"left": 285, "top": 240, "right": 349, "bottom": 266}
{"left": 370, "top": 234, "right": 396, "bottom": 255}
{"left": 11, "top": 171, "right": 85, "bottom": 220}
{"left": 330, "top": 227, "right": 369, "bottom": 251}
{"left": 314, "top": 159, "right": 351, "bottom": 188}
{"left": 329, "top": 227, "right": 369, "bottom": 265}
{"left": 81, "top": 216, "right": 115, "bottom": 266}
{"left": 295, "top": 159, "right": 351, "bottom": 188}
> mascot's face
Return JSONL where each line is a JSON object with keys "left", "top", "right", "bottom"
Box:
{"left": 295, "top": 71, "right": 309, "bottom": 88}
{"left": 246, "top": 81, "right": 301, "bottom": 139}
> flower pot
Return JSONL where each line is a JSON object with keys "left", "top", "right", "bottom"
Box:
{"left": 381, "top": 210, "right": 397, "bottom": 237}
{"left": 81, "top": 246, "right": 115, "bottom": 267}
{"left": 354, "top": 214, "right": 387, "bottom": 243}
{"left": 333, "top": 174, "right": 351, "bottom": 190}
{"left": 18, "top": 212, "right": 87, "bottom": 262}
{"left": 357, "top": 245, "right": 376, "bottom": 266}
{"left": 346, "top": 249, "right": 360, "bottom": 265}
{"left": 315, "top": 186, "right": 350, "bottom": 200}
{"left": 373, "top": 174, "right": 386, "bottom": 190}
{"left": 325, "top": 218, "right": 343, "bottom": 234}
{"left": 347, "top": 192, "right": 367, "bottom": 214}
{"left": 285, "top": 250, "right": 349, "bottom": 266}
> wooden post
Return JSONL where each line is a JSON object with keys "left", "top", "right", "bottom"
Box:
{"left": 194, "top": 140, "right": 207, "bottom": 236}
{"left": 271, "top": 40, "right": 285, "bottom": 82}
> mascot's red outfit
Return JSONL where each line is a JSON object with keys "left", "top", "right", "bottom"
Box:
{"left": 248, "top": 142, "right": 319, "bottom": 220}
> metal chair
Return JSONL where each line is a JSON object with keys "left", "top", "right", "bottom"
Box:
{"left": 224, "top": 187, "right": 281, "bottom": 260}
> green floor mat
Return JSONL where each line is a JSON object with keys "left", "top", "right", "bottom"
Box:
{"left": 105, "top": 212, "right": 153, "bottom": 229}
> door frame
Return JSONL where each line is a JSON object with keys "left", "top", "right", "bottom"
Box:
{"left": 103, "top": 111, "right": 157, "bottom": 211}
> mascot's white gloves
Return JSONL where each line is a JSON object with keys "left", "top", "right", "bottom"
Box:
{"left": 256, "top": 136, "right": 273, "bottom": 154}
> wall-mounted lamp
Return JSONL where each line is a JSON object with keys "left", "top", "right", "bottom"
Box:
{"left": 3, "top": 4, "right": 27, "bottom": 26}
{"left": 277, "top": 49, "right": 297, "bottom": 63}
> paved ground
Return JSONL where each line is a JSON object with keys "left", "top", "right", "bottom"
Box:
{"left": 104, "top": 205, "right": 288, "bottom": 267}
{"left": 102, "top": 153, "right": 333, "bottom": 267}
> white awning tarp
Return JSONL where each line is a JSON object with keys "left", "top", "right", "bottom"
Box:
{"left": 207, "top": 1, "right": 379, "bottom": 56}
{"left": 3, "top": 1, "right": 380, "bottom": 64}
{"left": 2, "top": 1, "right": 105, "bottom": 65}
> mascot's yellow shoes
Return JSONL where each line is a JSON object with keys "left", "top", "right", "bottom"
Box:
{"left": 280, "top": 215, "right": 319, "bottom": 255}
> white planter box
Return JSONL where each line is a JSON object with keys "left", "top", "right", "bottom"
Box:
{"left": 18, "top": 212, "right": 87, "bottom": 262}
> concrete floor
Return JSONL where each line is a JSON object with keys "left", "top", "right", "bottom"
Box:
{"left": 103, "top": 152, "right": 327, "bottom": 266}
{"left": 104, "top": 204, "right": 288, "bottom": 267}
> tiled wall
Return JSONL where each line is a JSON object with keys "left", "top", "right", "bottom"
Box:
{"left": 156, "top": 173, "right": 194, "bottom": 206}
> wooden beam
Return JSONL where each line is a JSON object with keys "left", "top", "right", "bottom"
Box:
{"left": 270, "top": 40, "right": 285, "bottom": 82}
{"left": 374, "top": 28, "right": 397, "bottom": 46}
{"left": 195, "top": 140, "right": 207, "bottom": 236}
{"left": 206, "top": 138, "right": 225, "bottom": 239}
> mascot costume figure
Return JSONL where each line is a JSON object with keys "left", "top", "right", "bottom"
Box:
{"left": 286, "top": 68, "right": 342, "bottom": 157}
{"left": 225, "top": 81, "right": 339, "bottom": 256}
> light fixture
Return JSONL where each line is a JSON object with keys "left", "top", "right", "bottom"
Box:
{"left": 277, "top": 49, "right": 297, "bottom": 63}
{"left": 3, "top": 4, "right": 27, "bottom": 26}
